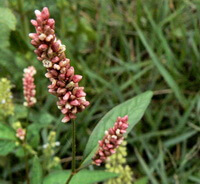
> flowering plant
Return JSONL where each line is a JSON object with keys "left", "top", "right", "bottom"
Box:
{"left": 0, "top": 7, "right": 152, "bottom": 184}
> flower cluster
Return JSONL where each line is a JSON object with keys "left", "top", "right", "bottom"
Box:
{"left": 23, "top": 66, "right": 37, "bottom": 107}
{"left": 0, "top": 78, "right": 14, "bottom": 119}
{"left": 93, "top": 115, "right": 129, "bottom": 166}
{"left": 29, "top": 7, "right": 89, "bottom": 123}
{"left": 105, "top": 140, "right": 133, "bottom": 184}
{"left": 16, "top": 128, "right": 26, "bottom": 141}
{"left": 43, "top": 131, "right": 61, "bottom": 170}
{"left": 43, "top": 131, "right": 60, "bottom": 154}
{"left": 13, "top": 122, "right": 26, "bottom": 141}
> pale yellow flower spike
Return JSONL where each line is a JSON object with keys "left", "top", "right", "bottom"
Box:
{"left": 105, "top": 140, "right": 133, "bottom": 184}
{"left": 0, "top": 78, "right": 14, "bottom": 119}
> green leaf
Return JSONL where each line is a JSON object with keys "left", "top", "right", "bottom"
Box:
{"left": 0, "top": 8, "right": 16, "bottom": 30}
{"left": 15, "top": 146, "right": 25, "bottom": 157}
{"left": 27, "top": 124, "right": 40, "bottom": 148}
{"left": 14, "top": 104, "right": 28, "bottom": 119}
{"left": 134, "top": 148, "right": 159, "bottom": 184}
{"left": 43, "top": 170, "right": 118, "bottom": 184}
{"left": 0, "top": 179, "right": 12, "bottom": 184}
{"left": 30, "top": 156, "right": 43, "bottom": 184}
{"left": 82, "top": 91, "right": 153, "bottom": 166}
{"left": 29, "top": 111, "right": 55, "bottom": 126}
{"left": 0, "top": 123, "right": 16, "bottom": 141}
{"left": 0, "top": 25, "right": 10, "bottom": 48}
{"left": 0, "top": 123, "right": 16, "bottom": 156}
{"left": 134, "top": 177, "right": 148, "bottom": 184}
{"left": 0, "top": 8, "right": 16, "bottom": 49}
{"left": 39, "top": 112, "right": 55, "bottom": 125}
{"left": 0, "top": 141, "right": 16, "bottom": 156}
{"left": 132, "top": 21, "right": 187, "bottom": 108}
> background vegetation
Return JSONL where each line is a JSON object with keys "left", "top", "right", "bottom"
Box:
{"left": 0, "top": 0, "right": 200, "bottom": 183}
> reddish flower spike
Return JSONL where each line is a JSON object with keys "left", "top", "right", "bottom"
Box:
{"left": 29, "top": 7, "right": 89, "bottom": 123}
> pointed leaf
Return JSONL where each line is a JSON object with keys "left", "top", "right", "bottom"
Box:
{"left": 82, "top": 91, "right": 153, "bottom": 166}
{"left": 43, "top": 170, "right": 118, "bottom": 184}
{"left": 0, "top": 8, "right": 16, "bottom": 30}
{"left": 0, "top": 140, "right": 16, "bottom": 156}
{"left": 30, "top": 156, "right": 43, "bottom": 184}
{"left": 0, "top": 123, "right": 16, "bottom": 141}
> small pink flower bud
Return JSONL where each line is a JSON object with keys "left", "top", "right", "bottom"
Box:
{"left": 61, "top": 115, "right": 70, "bottom": 123}
{"left": 52, "top": 56, "right": 60, "bottom": 63}
{"left": 31, "top": 40, "right": 38, "bottom": 46}
{"left": 49, "top": 69, "right": 58, "bottom": 77}
{"left": 30, "top": 19, "right": 38, "bottom": 27}
{"left": 66, "top": 67, "right": 74, "bottom": 77}
{"left": 41, "top": 7, "right": 50, "bottom": 20}
{"left": 36, "top": 17, "right": 43, "bottom": 25}
{"left": 53, "top": 64, "right": 60, "bottom": 70}
{"left": 29, "top": 33, "right": 37, "bottom": 39}
{"left": 70, "top": 100, "right": 80, "bottom": 106}
{"left": 57, "top": 81, "right": 65, "bottom": 87}
{"left": 51, "top": 42, "right": 60, "bottom": 52}
{"left": 63, "top": 92, "right": 70, "bottom": 101}
{"left": 47, "top": 19, "right": 55, "bottom": 28}
{"left": 59, "top": 60, "right": 68, "bottom": 67}
{"left": 39, "top": 33, "right": 46, "bottom": 41}
{"left": 73, "top": 75, "right": 82, "bottom": 83}
{"left": 46, "top": 34, "right": 54, "bottom": 42}
{"left": 61, "top": 108, "right": 68, "bottom": 114}
{"left": 34, "top": 10, "right": 41, "bottom": 17}
{"left": 38, "top": 44, "right": 48, "bottom": 51}
{"left": 76, "top": 90, "right": 86, "bottom": 98}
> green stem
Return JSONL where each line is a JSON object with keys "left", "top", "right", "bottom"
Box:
{"left": 24, "top": 108, "right": 30, "bottom": 184}
{"left": 66, "top": 120, "right": 76, "bottom": 184}
{"left": 72, "top": 120, "right": 76, "bottom": 172}
{"left": 60, "top": 7, "right": 65, "bottom": 39}
{"left": 23, "top": 144, "right": 30, "bottom": 184}
{"left": 17, "top": 0, "right": 29, "bottom": 43}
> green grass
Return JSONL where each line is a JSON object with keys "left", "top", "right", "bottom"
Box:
{"left": 0, "top": 0, "right": 200, "bottom": 183}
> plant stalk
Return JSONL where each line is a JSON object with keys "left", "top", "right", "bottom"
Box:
{"left": 66, "top": 120, "right": 76, "bottom": 184}
{"left": 72, "top": 120, "right": 76, "bottom": 173}
{"left": 24, "top": 108, "right": 30, "bottom": 184}
{"left": 17, "top": 0, "right": 29, "bottom": 43}
{"left": 23, "top": 144, "right": 30, "bottom": 184}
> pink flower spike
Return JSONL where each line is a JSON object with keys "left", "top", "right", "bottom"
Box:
{"left": 29, "top": 7, "right": 89, "bottom": 123}
{"left": 92, "top": 115, "right": 129, "bottom": 166}
{"left": 23, "top": 66, "right": 37, "bottom": 107}
{"left": 16, "top": 128, "right": 26, "bottom": 141}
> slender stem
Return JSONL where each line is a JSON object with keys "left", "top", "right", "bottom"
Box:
{"left": 60, "top": 7, "right": 65, "bottom": 39}
{"left": 72, "top": 120, "right": 76, "bottom": 172}
{"left": 23, "top": 144, "right": 30, "bottom": 184}
{"left": 17, "top": 0, "right": 29, "bottom": 43}
{"left": 66, "top": 174, "right": 74, "bottom": 184}
{"left": 65, "top": 162, "right": 91, "bottom": 184}
{"left": 24, "top": 108, "right": 30, "bottom": 184}
{"left": 66, "top": 120, "right": 76, "bottom": 184}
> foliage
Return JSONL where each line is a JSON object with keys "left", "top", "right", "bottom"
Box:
{"left": 43, "top": 170, "right": 118, "bottom": 184}
{"left": 0, "top": 0, "right": 200, "bottom": 184}
{"left": 82, "top": 91, "right": 152, "bottom": 166}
